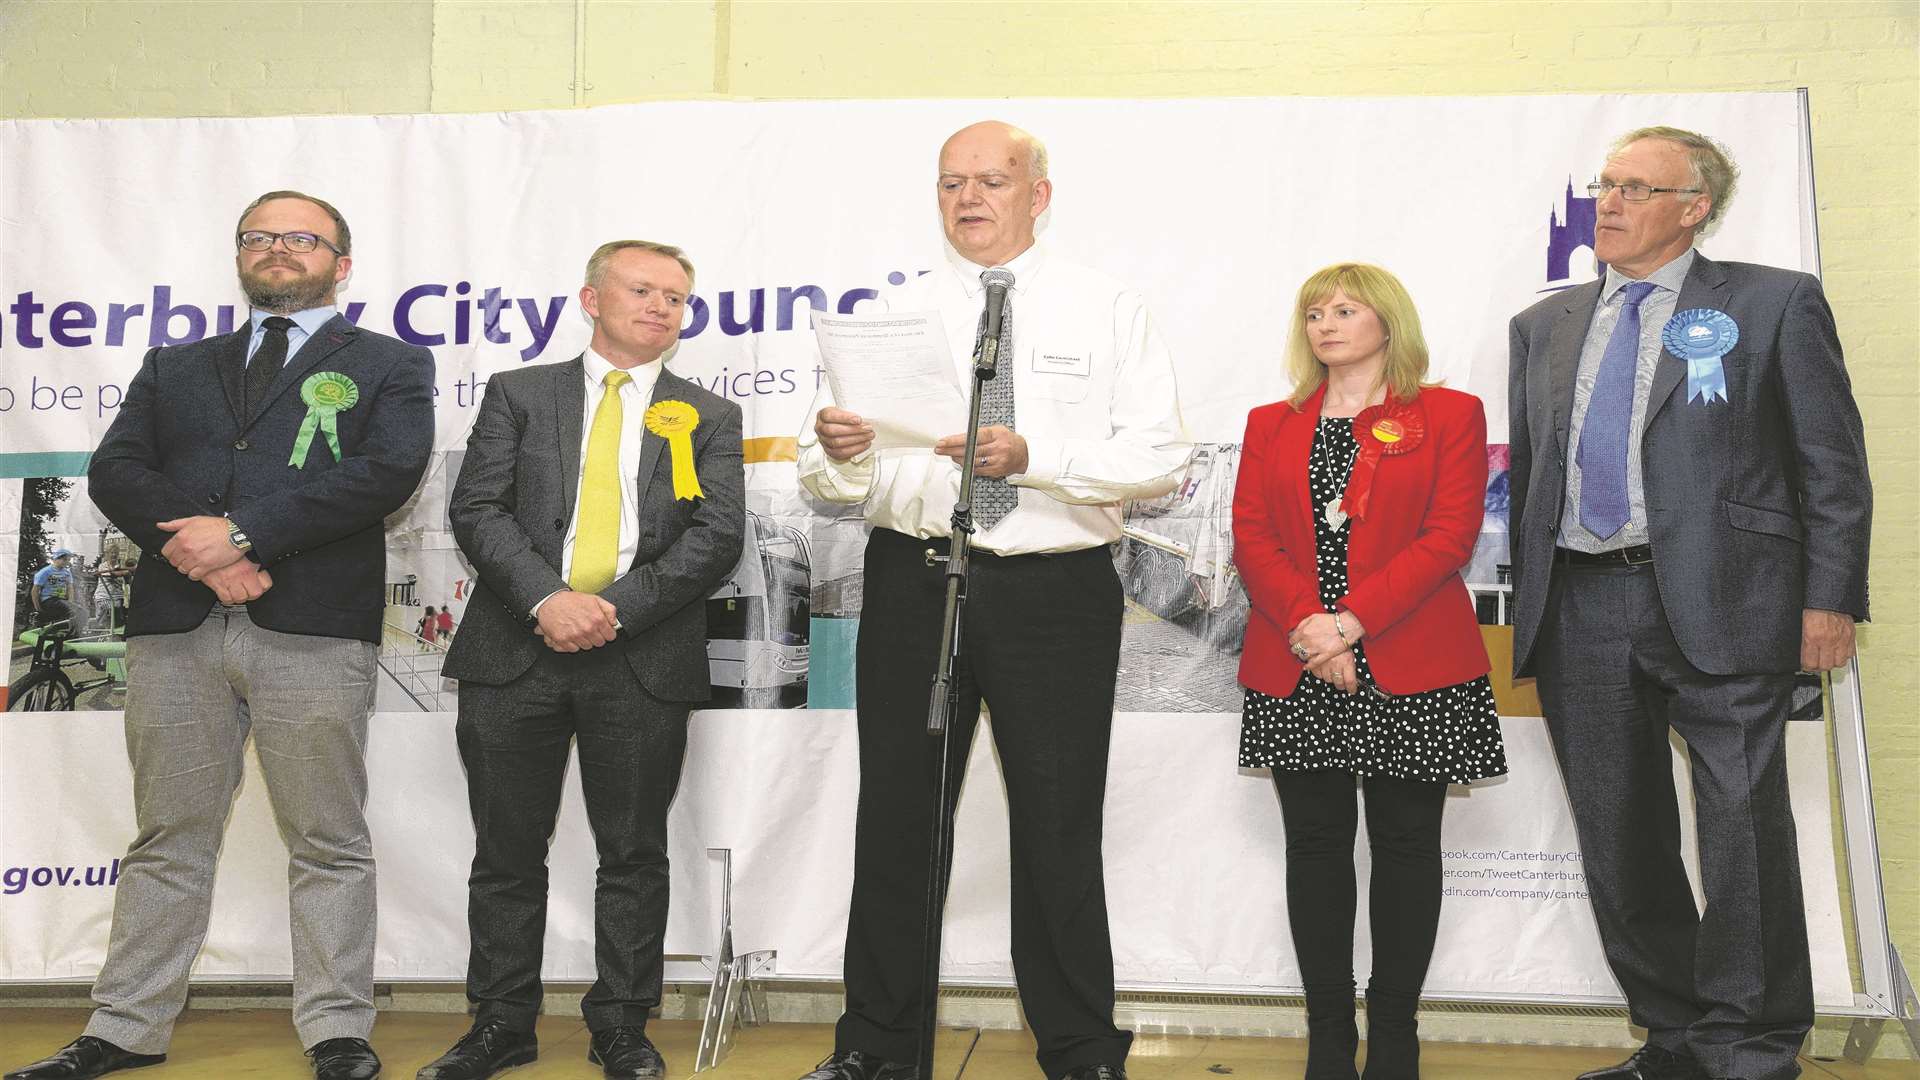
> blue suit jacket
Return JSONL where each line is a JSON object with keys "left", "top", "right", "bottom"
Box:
{"left": 88, "top": 314, "right": 435, "bottom": 643}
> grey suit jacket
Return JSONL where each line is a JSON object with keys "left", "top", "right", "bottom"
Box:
{"left": 1507, "top": 253, "right": 1871, "bottom": 678}
{"left": 442, "top": 356, "right": 746, "bottom": 701}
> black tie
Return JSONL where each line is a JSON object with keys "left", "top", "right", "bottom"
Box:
{"left": 247, "top": 316, "right": 295, "bottom": 417}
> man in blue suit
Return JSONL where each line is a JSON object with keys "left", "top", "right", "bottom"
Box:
{"left": 6, "top": 191, "right": 434, "bottom": 1080}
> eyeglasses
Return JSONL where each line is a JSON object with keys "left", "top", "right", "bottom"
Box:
{"left": 1587, "top": 180, "right": 1703, "bottom": 202}
{"left": 237, "top": 230, "right": 342, "bottom": 255}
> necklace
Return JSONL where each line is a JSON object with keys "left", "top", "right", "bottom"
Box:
{"left": 1314, "top": 417, "right": 1354, "bottom": 531}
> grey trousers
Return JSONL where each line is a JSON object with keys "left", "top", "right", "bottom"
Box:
{"left": 1537, "top": 564, "right": 1811, "bottom": 1080}
{"left": 84, "top": 607, "right": 379, "bottom": 1054}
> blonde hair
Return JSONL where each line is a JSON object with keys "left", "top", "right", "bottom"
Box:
{"left": 1285, "top": 263, "right": 1431, "bottom": 408}
{"left": 584, "top": 240, "right": 695, "bottom": 289}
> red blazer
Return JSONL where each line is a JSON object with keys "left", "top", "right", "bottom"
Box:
{"left": 1233, "top": 384, "right": 1491, "bottom": 697}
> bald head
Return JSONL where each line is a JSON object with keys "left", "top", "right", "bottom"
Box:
{"left": 940, "top": 120, "right": 1049, "bottom": 180}
{"left": 937, "top": 120, "right": 1053, "bottom": 267}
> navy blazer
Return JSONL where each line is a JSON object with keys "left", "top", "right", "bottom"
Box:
{"left": 88, "top": 314, "right": 435, "bottom": 643}
{"left": 1507, "top": 254, "right": 1871, "bottom": 677}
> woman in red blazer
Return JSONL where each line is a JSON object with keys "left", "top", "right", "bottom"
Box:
{"left": 1233, "top": 264, "right": 1507, "bottom": 1080}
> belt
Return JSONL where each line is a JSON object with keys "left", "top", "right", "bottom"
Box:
{"left": 1554, "top": 544, "right": 1654, "bottom": 567}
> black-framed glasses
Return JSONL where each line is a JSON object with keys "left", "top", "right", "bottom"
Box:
{"left": 1587, "top": 180, "right": 1703, "bottom": 202}
{"left": 237, "top": 230, "right": 342, "bottom": 255}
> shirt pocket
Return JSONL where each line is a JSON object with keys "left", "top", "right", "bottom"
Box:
{"left": 1025, "top": 344, "right": 1093, "bottom": 404}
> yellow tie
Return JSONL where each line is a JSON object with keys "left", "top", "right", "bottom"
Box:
{"left": 569, "top": 369, "right": 632, "bottom": 594}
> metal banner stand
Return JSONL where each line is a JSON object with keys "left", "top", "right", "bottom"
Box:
{"left": 694, "top": 848, "right": 776, "bottom": 1072}
{"left": 1824, "top": 659, "right": 1920, "bottom": 1062}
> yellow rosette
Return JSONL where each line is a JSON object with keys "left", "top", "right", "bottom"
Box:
{"left": 644, "top": 400, "right": 704, "bottom": 500}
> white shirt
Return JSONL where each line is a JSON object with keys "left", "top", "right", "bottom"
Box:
{"left": 558, "top": 347, "right": 663, "bottom": 582}
{"left": 798, "top": 241, "right": 1192, "bottom": 554}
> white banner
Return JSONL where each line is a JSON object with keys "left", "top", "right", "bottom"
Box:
{"left": 0, "top": 92, "right": 1850, "bottom": 1006}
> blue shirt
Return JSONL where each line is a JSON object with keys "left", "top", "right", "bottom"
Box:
{"left": 245, "top": 306, "right": 337, "bottom": 367}
{"left": 33, "top": 564, "right": 74, "bottom": 601}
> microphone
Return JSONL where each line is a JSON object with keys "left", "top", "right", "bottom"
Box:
{"left": 976, "top": 268, "right": 1014, "bottom": 378}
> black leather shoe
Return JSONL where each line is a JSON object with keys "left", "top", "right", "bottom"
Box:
{"left": 416, "top": 1020, "right": 537, "bottom": 1080}
{"left": 797, "top": 1050, "right": 918, "bottom": 1080}
{"left": 4, "top": 1036, "right": 164, "bottom": 1080}
{"left": 587, "top": 1028, "right": 664, "bottom": 1080}
{"left": 1577, "top": 1046, "right": 1708, "bottom": 1080}
{"left": 1060, "top": 1067, "right": 1127, "bottom": 1080}
{"left": 309, "top": 1038, "right": 382, "bottom": 1080}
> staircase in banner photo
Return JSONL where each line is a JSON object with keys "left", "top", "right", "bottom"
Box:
{"left": 377, "top": 615, "right": 450, "bottom": 712}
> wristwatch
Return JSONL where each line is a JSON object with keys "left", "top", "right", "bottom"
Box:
{"left": 226, "top": 516, "right": 253, "bottom": 552}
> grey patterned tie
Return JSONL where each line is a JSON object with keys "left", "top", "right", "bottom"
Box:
{"left": 973, "top": 270, "right": 1017, "bottom": 529}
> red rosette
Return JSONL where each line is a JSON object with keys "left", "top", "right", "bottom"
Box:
{"left": 1338, "top": 402, "right": 1426, "bottom": 520}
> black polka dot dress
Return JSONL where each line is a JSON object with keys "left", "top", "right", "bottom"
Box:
{"left": 1239, "top": 416, "right": 1508, "bottom": 784}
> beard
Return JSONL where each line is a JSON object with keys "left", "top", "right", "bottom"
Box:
{"left": 239, "top": 260, "right": 336, "bottom": 313}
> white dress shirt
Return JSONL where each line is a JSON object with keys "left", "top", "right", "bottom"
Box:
{"left": 798, "top": 241, "right": 1192, "bottom": 555}
{"left": 559, "top": 347, "right": 662, "bottom": 582}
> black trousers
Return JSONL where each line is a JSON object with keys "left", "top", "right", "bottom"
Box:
{"left": 1272, "top": 770, "right": 1447, "bottom": 1001}
{"left": 456, "top": 645, "right": 690, "bottom": 1034}
{"left": 1537, "top": 563, "right": 1810, "bottom": 1080}
{"left": 837, "top": 527, "right": 1130, "bottom": 1078}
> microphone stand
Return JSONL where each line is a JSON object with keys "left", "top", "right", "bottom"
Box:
{"left": 914, "top": 307, "right": 1003, "bottom": 1080}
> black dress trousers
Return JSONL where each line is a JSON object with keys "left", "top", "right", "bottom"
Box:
{"left": 836, "top": 526, "right": 1131, "bottom": 1079}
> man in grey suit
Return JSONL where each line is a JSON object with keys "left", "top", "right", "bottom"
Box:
{"left": 1508, "top": 128, "right": 1871, "bottom": 1080}
{"left": 421, "top": 241, "right": 744, "bottom": 1080}
{"left": 7, "top": 191, "right": 434, "bottom": 1080}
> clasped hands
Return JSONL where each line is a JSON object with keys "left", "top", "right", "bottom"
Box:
{"left": 815, "top": 407, "right": 1028, "bottom": 478}
{"left": 537, "top": 590, "right": 620, "bottom": 653}
{"left": 158, "top": 515, "right": 272, "bottom": 604}
{"left": 1290, "top": 611, "right": 1366, "bottom": 696}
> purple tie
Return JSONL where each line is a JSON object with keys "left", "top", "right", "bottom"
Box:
{"left": 1577, "top": 281, "right": 1656, "bottom": 540}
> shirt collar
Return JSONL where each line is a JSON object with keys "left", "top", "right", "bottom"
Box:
{"left": 250, "top": 305, "right": 336, "bottom": 338}
{"left": 947, "top": 238, "right": 1046, "bottom": 298}
{"left": 1602, "top": 247, "right": 1695, "bottom": 303}
{"left": 583, "top": 345, "right": 661, "bottom": 391}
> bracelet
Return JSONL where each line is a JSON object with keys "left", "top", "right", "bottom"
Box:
{"left": 1333, "top": 611, "right": 1354, "bottom": 647}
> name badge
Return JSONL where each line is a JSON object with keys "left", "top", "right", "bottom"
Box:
{"left": 1032, "top": 350, "right": 1090, "bottom": 377}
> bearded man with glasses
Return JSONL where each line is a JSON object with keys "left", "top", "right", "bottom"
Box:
{"left": 5, "top": 191, "right": 434, "bottom": 1080}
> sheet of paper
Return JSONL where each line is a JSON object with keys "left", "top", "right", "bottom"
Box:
{"left": 813, "top": 311, "right": 967, "bottom": 449}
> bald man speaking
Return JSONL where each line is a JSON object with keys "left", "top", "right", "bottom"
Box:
{"left": 797, "top": 121, "right": 1191, "bottom": 1080}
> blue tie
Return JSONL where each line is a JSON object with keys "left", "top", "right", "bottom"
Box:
{"left": 1577, "top": 280, "right": 1657, "bottom": 540}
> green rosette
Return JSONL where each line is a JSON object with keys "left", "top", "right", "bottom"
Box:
{"left": 289, "top": 371, "right": 360, "bottom": 468}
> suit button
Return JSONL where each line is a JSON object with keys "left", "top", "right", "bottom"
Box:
{"left": 205, "top": 493, "right": 221, "bottom": 506}
{"left": 554, "top": 518, "right": 564, "bottom": 531}
{"left": 233, "top": 439, "right": 249, "bottom": 451}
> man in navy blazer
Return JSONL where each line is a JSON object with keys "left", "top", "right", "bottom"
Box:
{"left": 6, "top": 191, "right": 433, "bottom": 1080}
{"left": 1509, "top": 129, "right": 1871, "bottom": 1080}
